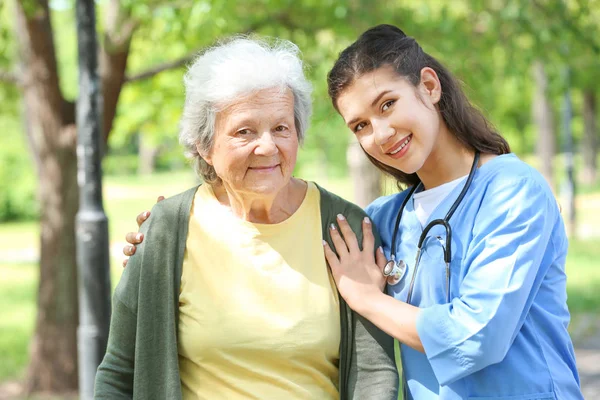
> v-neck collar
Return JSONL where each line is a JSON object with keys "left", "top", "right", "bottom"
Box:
{"left": 408, "top": 168, "right": 477, "bottom": 232}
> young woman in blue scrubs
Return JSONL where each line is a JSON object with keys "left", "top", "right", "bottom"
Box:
{"left": 323, "top": 24, "right": 583, "bottom": 399}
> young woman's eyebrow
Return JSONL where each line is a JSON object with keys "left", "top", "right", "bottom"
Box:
{"left": 346, "top": 90, "right": 393, "bottom": 127}
{"left": 371, "top": 90, "right": 392, "bottom": 107}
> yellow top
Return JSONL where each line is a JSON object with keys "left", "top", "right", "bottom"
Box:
{"left": 178, "top": 182, "right": 340, "bottom": 400}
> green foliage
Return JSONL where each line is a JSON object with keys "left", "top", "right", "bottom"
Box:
{"left": 52, "top": 5, "right": 78, "bottom": 100}
{"left": 0, "top": 115, "right": 38, "bottom": 222}
{"left": 0, "top": 158, "right": 38, "bottom": 222}
{"left": 1, "top": 0, "right": 600, "bottom": 186}
{"left": 566, "top": 239, "right": 600, "bottom": 313}
{"left": 0, "top": 2, "right": 37, "bottom": 222}
{"left": 102, "top": 153, "right": 139, "bottom": 176}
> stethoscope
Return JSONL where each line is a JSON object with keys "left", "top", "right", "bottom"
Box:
{"left": 383, "top": 151, "right": 480, "bottom": 304}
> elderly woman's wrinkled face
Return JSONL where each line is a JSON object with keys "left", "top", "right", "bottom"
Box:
{"left": 202, "top": 87, "right": 298, "bottom": 197}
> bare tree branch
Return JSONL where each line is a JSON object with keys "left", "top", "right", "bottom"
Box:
{"left": 124, "top": 52, "right": 196, "bottom": 83}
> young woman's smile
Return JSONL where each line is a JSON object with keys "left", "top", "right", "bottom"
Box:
{"left": 385, "top": 134, "right": 413, "bottom": 159}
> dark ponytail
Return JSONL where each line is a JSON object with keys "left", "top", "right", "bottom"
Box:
{"left": 327, "top": 24, "right": 510, "bottom": 188}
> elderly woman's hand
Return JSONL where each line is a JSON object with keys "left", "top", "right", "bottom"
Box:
{"left": 122, "top": 196, "right": 165, "bottom": 267}
{"left": 323, "top": 214, "right": 387, "bottom": 310}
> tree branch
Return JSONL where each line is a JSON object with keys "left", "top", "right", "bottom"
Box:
{"left": 124, "top": 52, "right": 196, "bottom": 83}
{"left": 14, "top": 0, "right": 65, "bottom": 115}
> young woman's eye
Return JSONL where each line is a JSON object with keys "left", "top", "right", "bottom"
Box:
{"left": 354, "top": 122, "right": 367, "bottom": 133}
{"left": 382, "top": 100, "right": 395, "bottom": 112}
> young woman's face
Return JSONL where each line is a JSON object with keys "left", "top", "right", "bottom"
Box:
{"left": 336, "top": 66, "right": 442, "bottom": 175}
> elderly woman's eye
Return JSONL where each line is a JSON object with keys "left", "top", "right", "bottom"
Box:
{"left": 237, "top": 129, "right": 251, "bottom": 135}
{"left": 382, "top": 100, "right": 395, "bottom": 112}
{"left": 275, "top": 125, "right": 288, "bottom": 132}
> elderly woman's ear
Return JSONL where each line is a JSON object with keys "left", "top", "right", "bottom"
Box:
{"left": 196, "top": 144, "right": 212, "bottom": 165}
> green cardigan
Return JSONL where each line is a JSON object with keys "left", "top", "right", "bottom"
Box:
{"left": 95, "top": 183, "right": 398, "bottom": 399}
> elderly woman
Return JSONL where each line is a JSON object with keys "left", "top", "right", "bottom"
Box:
{"left": 94, "top": 37, "right": 397, "bottom": 399}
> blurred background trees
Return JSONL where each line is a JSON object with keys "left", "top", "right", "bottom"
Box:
{"left": 0, "top": 0, "right": 598, "bottom": 396}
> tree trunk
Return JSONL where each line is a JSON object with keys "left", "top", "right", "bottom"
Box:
{"left": 14, "top": 0, "right": 134, "bottom": 394}
{"left": 347, "top": 138, "right": 381, "bottom": 207}
{"left": 11, "top": 0, "right": 219, "bottom": 393}
{"left": 582, "top": 89, "right": 597, "bottom": 185}
{"left": 26, "top": 130, "right": 80, "bottom": 393}
{"left": 532, "top": 61, "right": 555, "bottom": 189}
{"left": 100, "top": 0, "right": 133, "bottom": 142}
{"left": 15, "top": 1, "right": 80, "bottom": 392}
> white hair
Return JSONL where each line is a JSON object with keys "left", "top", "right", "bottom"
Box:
{"left": 179, "top": 36, "right": 313, "bottom": 184}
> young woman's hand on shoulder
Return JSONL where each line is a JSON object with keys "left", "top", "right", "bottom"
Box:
{"left": 323, "top": 214, "right": 387, "bottom": 311}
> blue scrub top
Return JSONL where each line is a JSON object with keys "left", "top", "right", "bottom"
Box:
{"left": 366, "top": 154, "right": 583, "bottom": 400}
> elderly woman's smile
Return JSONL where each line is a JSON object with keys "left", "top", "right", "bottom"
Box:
{"left": 248, "top": 164, "right": 280, "bottom": 173}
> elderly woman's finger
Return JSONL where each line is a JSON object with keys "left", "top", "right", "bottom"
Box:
{"left": 329, "top": 222, "right": 349, "bottom": 256}
{"left": 136, "top": 211, "right": 150, "bottom": 228}
{"left": 125, "top": 232, "right": 143, "bottom": 245}
{"left": 361, "top": 217, "right": 375, "bottom": 255}
{"left": 123, "top": 244, "right": 137, "bottom": 257}
{"left": 122, "top": 258, "right": 128, "bottom": 268}
{"left": 336, "top": 214, "right": 359, "bottom": 252}
{"left": 157, "top": 196, "right": 165, "bottom": 203}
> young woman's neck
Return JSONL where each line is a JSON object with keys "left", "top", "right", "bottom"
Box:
{"left": 417, "top": 126, "right": 475, "bottom": 190}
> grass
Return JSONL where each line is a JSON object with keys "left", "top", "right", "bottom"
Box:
{"left": 0, "top": 222, "right": 37, "bottom": 252}
{"left": 103, "top": 170, "right": 199, "bottom": 244}
{"left": 0, "top": 263, "right": 36, "bottom": 383}
{"left": 565, "top": 240, "right": 600, "bottom": 313}
{"left": 0, "top": 170, "right": 599, "bottom": 387}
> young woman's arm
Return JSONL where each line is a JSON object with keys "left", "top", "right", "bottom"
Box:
{"left": 325, "top": 176, "right": 559, "bottom": 385}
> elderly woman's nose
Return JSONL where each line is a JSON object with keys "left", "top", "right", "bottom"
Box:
{"left": 372, "top": 119, "right": 395, "bottom": 146}
{"left": 254, "top": 132, "right": 278, "bottom": 155}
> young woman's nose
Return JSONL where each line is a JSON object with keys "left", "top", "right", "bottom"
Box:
{"left": 372, "top": 119, "right": 395, "bottom": 146}
{"left": 254, "top": 131, "right": 278, "bottom": 156}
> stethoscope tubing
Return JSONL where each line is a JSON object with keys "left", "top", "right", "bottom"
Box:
{"left": 395, "top": 151, "right": 480, "bottom": 400}
{"left": 387, "top": 151, "right": 481, "bottom": 305}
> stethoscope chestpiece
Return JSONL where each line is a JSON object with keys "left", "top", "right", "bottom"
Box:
{"left": 383, "top": 258, "right": 407, "bottom": 285}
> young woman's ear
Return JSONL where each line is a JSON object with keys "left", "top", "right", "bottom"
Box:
{"left": 419, "top": 67, "right": 442, "bottom": 105}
